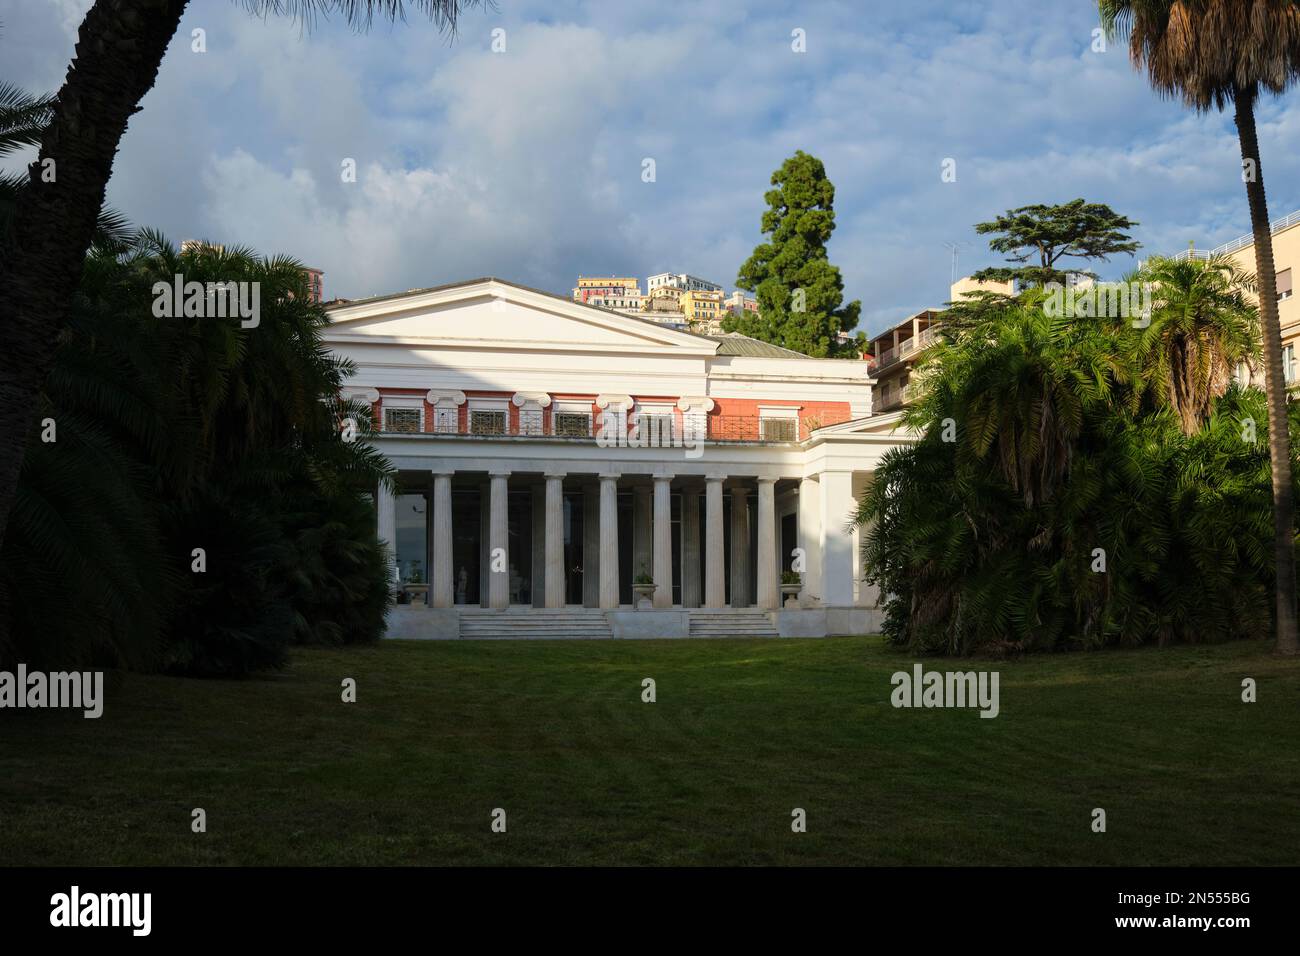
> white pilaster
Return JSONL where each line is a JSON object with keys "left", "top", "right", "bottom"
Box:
{"left": 431, "top": 472, "right": 453, "bottom": 608}
{"left": 798, "top": 476, "right": 822, "bottom": 603}
{"left": 545, "top": 473, "right": 565, "bottom": 608}
{"left": 704, "top": 477, "right": 725, "bottom": 608}
{"left": 756, "top": 477, "right": 778, "bottom": 609}
{"left": 652, "top": 475, "right": 673, "bottom": 608}
{"left": 599, "top": 473, "right": 620, "bottom": 609}
{"left": 488, "top": 471, "right": 510, "bottom": 610}
{"left": 819, "top": 470, "right": 856, "bottom": 607}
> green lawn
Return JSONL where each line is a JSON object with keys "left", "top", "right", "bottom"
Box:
{"left": 1, "top": 636, "right": 1296, "bottom": 865}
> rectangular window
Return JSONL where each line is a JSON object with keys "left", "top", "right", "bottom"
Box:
{"left": 1285, "top": 345, "right": 1297, "bottom": 384}
{"left": 470, "top": 409, "right": 506, "bottom": 435}
{"left": 1279, "top": 268, "right": 1293, "bottom": 301}
{"left": 635, "top": 405, "right": 675, "bottom": 444}
{"left": 384, "top": 407, "right": 422, "bottom": 433}
{"left": 554, "top": 412, "right": 591, "bottom": 437}
{"left": 761, "top": 418, "right": 797, "bottom": 442}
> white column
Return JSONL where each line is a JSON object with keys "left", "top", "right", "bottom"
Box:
{"left": 730, "top": 486, "right": 751, "bottom": 607}
{"left": 820, "top": 470, "right": 856, "bottom": 607}
{"left": 431, "top": 472, "right": 453, "bottom": 608}
{"left": 599, "top": 473, "right": 620, "bottom": 609}
{"left": 545, "top": 472, "right": 565, "bottom": 608}
{"left": 488, "top": 471, "right": 510, "bottom": 609}
{"left": 680, "top": 487, "right": 701, "bottom": 608}
{"left": 756, "top": 477, "right": 778, "bottom": 609}
{"left": 705, "top": 477, "right": 725, "bottom": 608}
{"left": 798, "top": 476, "right": 822, "bottom": 603}
{"left": 652, "top": 475, "right": 673, "bottom": 608}
{"left": 377, "top": 480, "right": 397, "bottom": 589}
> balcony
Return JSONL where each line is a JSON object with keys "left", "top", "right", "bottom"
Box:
{"left": 378, "top": 413, "right": 836, "bottom": 444}
{"left": 873, "top": 327, "right": 939, "bottom": 371}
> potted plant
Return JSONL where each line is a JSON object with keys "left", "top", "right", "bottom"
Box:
{"left": 780, "top": 570, "right": 803, "bottom": 608}
{"left": 404, "top": 562, "right": 429, "bottom": 607}
{"left": 632, "top": 566, "right": 657, "bottom": 610}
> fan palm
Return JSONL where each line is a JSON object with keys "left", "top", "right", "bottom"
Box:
{"left": 1099, "top": 0, "right": 1300, "bottom": 654}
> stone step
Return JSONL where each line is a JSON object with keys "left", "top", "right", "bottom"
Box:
{"left": 689, "top": 609, "right": 778, "bottom": 638}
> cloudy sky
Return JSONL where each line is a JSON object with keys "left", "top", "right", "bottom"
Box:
{"left": 6, "top": 0, "right": 1300, "bottom": 335}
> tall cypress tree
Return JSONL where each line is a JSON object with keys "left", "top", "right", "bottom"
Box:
{"left": 724, "top": 150, "right": 861, "bottom": 357}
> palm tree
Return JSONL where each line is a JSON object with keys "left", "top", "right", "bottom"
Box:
{"left": 1130, "top": 255, "right": 1260, "bottom": 434}
{"left": 0, "top": 0, "right": 480, "bottom": 645}
{"left": 1100, "top": 0, "right": 1300, "bottom": 655}
{"left": 1, "top": 84, "right": 130, "bottom": 250}
{"left": 0, "top": 82, "right": 53, "bottom": 155}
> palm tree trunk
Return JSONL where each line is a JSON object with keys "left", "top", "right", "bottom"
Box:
{"left": 0, "top": 0, "right": 189, "bottom": 642}
{"left": 1234, "top": 86, "right": 1299, "bottom": 656}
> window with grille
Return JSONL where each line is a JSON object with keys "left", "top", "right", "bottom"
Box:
{"left": 554, "top": 412, "right": 591, "bottom": 437}
{"left": 384, "top": 407, "right": 422, "bottom": 433}
{"left": 761, "top": 417, "right": 797, "bottom": 442}
{"left": 470, "top": 409, "right": 507, "bottom": 435}
{"left": 636, "top": 412, "right": 675, "bottom": 444}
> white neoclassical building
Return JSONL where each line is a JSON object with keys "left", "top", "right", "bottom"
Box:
{"left": 324, "top": 278, "right": 914, "bottom": 639}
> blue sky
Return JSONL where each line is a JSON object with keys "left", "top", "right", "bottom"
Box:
{"left": 6, "top": 0, "right": 1300, "bottom": 336}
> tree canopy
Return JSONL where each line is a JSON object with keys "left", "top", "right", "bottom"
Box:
{"left": 971, "top": 199, "right": 1139, "bottom": 287}
{"left": 724, "top": 150, "right": 861, "bottom": 357}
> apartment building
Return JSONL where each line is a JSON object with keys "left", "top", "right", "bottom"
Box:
{"left": 725, "top": 290, "right": 759, "bottom": 316}
{"left": 573, "top": 276, "right": 641, "bottom": 305}
{"left": 681, "top": 289, "right": 726, "bottom": 333}
{"left": 1160, "top": 208, "right": 1300, "bottom": 387}
{"left": 647, "top": 272, "right": 724, "bottom": 294}
{"left": 866, "top": 309, "right": 944, "bottom": 413}
{"left": 587, "top": 291, "right": 647, "bottom": 316}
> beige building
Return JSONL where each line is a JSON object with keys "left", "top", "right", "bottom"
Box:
{"left": 948, "top": 274, "right": 1016, "bottom": 302}
{"left": 866, "top": 309, "right": 943, "bottom": 413}
{"left": 1161, "top": 209, "right": 1300, "bottom": 387}
{"left": 865, "top": 275, "right": 1018, "bottom": 413}
{"left": 681, "top": 289, "right": 726, "bottom": 333}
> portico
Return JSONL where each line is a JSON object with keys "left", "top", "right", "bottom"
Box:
{"left": 325, "top": 277, "right": 916, "bottom": 639}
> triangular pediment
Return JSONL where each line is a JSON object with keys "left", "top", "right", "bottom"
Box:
{"left": 324, "top": 278, "right": 716, "bottom": 355}
{"left": 814, "top": 411, "right": 921, "bottom": 438}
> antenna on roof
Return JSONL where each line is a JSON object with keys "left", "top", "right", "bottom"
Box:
{"left": 942, "top": 241, "right": 969, "bottom": 285}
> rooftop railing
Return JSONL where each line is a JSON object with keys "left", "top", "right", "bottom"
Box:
{"left": 1166, "top": 208, "right": 1300, "bottom": 263}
